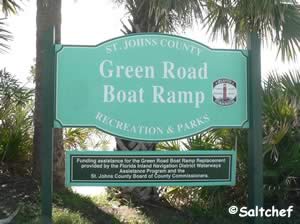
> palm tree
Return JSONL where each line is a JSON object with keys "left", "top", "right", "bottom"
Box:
{"left": 33, "top": 0, "right": 64, "bottom": 190}
{"left": 114, "top": 0, "right": 300, "bottom": 202}
{"left": 117, "top": 0, "right": 204, "bottom": 34}
{"left": 203, "top": 0, "right": 300, "bottom": 210}
{"left": 0, "top": 69, "right": 33, "bottom": 163}
{"left": 263, "top": 71, "right": 300, "bottom": 170}
{"left": 203, "top": 0, "right": 300, "bottom": 60}
{"left": 262, "top": 71, "right": 300, "bottom": 206}
{"left": 113, "top": 0, "right": 205, "bottom": 201}
{"left": 1, "top": 0, "right": 22, "bottom": 15}
{"left": 0, "top": 0, "right": 22, "bottom": 53}
{"left": 0, "top": 19, "right": 12, "bottom": 53}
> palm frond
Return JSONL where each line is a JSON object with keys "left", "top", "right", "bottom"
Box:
{"left": 1, "top": 0, "right": 23, "bottom": 15}
{"left": 263, "top": 70, "right": 300, "bottom": 166}
{"left": 203, "top": 0, "right": 233, "bottom": 43}
{"left": 0, "top": 19, "right": 12, "bottom": 53}
{"left": 203, "top": 0, "right": 300, "bottom": 60}
{"left": 119, "top": 0, "right": 205, "bottom": 33}
{"left": 273, "top": 3, "right": 300, "bottom": 60}
{"left": 157, "top": 140, "right": 182, "bottom": 151}
{"left": 266, "top": 70, "right": 300, "bottom": 96}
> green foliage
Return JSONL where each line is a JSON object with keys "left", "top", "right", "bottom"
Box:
{"left": 185, "top": 132, "right": 219, "bottom": 149}
{"left": 0, "top": 69, "right": 33, "bottom": 163}
{"left": 0, "top": 0, "right": 22, "bottom": 53}
{"left": 204, "top": 0, "right": 300, "bottom": 61}
{"left": 53, "top": 189, "right": 121, "bottom": 223}
{"left": 163, "top": 186, "right": 201, "bottom": 208}
{"left": 12, "top": 186, "right": 248, "bottom": 223}
{"left": 263, "top": 72, "right": 300, "bottom": 171}
{"left": 263, "top": 71, "right": 300, "bottom": 205}
{"left": 63, "top": 128, "right": 112, "bottom": 150}
{"left": 53, "top": 208, "right": 92, "bottom": 224}
{"left": 1, "top": 0, "right": 22, "bottom": 15}
{"left": 0, "top": 19, "right": 12, "bottom": 53}
{"left": 63, "top": 128, "right": 91, "bottom": 149}
{"left": 116, "top": 0, "right": 204, "bottom": 33}
{"left": 157, "top": 140, "right": 182, "bottom": 151}
{"left": 14, "top": 202, "right": 92, "bottom": 224}
{"left": 14, "top": 201, "right": 41, "bottom": 224}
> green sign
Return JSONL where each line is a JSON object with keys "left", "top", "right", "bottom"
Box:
{"left": 55, "top": 34, "right": 248, "bottom": 141}
{"left": 66, "top": 150, "right": 236, "bottom": 187}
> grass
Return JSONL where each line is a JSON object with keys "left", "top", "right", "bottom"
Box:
{"left": 13, "top": 189, "right": 153, "bottom": 224}
{"left": 53, "top": 208, "right": 93, "bottom": 224}
{"left": 11, "top": 189, "right": 300, "bottom": 224}
{"left": 12, "top": 188, "right": 201, "bottom": 224}
{"left": 13, "top": 202, "right": 41, "bottom": 224}
{"left": 14, "top": 205, "right": 93, "bottom": 224}
{"left": 13, "top": 189, "right": 120, "bottom": 224}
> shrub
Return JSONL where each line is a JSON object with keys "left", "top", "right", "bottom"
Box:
{"left": 0, "top": 69, "right": 33, "bottom": 166}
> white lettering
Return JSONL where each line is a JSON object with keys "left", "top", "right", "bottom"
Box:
{"left": 152, "top": 86, "right": 165, "bottom": 103}
{"left": 152, "top": 86, "right": 205, "bottom": 108}
{"left": 99, "top": 60, "right": 155, "bottom": 79}
{"left": 99, "top": 60, "right": 113, "bottom": 78}
{"left": 103, "top": 85, "right": 144, "bottom": 103}
{"left": 162, "top": 61, "right": 175, "bottom": 79}
{"left": 162, "top": 61, "right": 208, "bottom": 80}
{"left": 103, "top": 85, "right": 114, "bottom": 102}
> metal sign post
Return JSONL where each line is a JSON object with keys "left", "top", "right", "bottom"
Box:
{"left": 40, "top": 27, "right": 55, "bottom": 224}
{"left": 247, "top": 32, "right": 263, "bottom": 224}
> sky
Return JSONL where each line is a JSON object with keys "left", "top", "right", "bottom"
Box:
{"left": 0, "top": 0, "right": 300, "bottom": 84}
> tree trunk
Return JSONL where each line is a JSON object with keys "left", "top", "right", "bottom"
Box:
{"left": 114, "top": 139, "right": 159, "bottom": 201}
{"left": 33, "top": 0, "right": 64, "bottom": 190}
{"left": 113, "top": 0, "right": 163, "bottom": 202}
{"left": 33, "top": 0, "right": 49, "bottom": 181}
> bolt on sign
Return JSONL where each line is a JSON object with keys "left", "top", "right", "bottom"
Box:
{"left": 55, "top": 34, "right": 248, "bottom": 141}
{"left": 66, "top": 150, "right": 237, "bottom": 187}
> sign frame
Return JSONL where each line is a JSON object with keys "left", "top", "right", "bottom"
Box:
{"left": 54, "top": 33, "right": 248, "bottom": 142}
